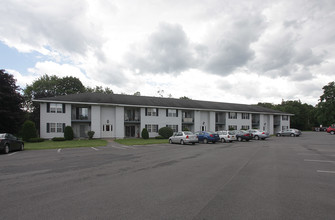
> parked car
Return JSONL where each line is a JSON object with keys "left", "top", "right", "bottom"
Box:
{"left": 195, "top": 131, "right": 220, "bottom": 144}
{"left": 326, "top": 125, "right": 335, "bottom": 135}
{"left": 234, "top": 130, "right": 253, "bottom": 142}
{"left": 0, "top": 133, "right": 24, "bottom": 154}
{"left": 216, "top": 130, "right": 236, "bottom": 142}
{"left": 276, "top": 129, "right": 302, "bottom": 137}
{"left": 248, "top": 129, "right": 270, "bottom": 140}
{"left": 169, "top": 131, "right": 198, "bottom": 145}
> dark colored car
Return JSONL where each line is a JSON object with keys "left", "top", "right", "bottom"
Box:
{"left": 0, "top": 133, "right": 24, "bottom": 154}
{"left": 195, "top": 131, "right": 220, "bottom": 144}
{"left": 234, "top": 130, "right": 253, "bottom": 142}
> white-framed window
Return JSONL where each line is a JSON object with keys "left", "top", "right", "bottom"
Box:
{"left": 228, "top": 112, "right": 237, "bottom": 119}
{"left": 103, "top": 124, "right": 113, "bottom": 131}
{"left": 241, "top": 125, "right": 250, "bottom": 130}
{"left": 47, "top": 123, "right": 65, "bottom": 133}
{"left": 167, "top": 109, "right": 177, "bottom": 117}
{"left": 282, "top": 115, "right": 289, "bottom": 121}
{"left": 145, "top": 124, "right": 158, "bottom": 132}
{"left": 146, "top": 108, "right": 158, "bottom": 116}
{"left": 48, "top": 103, "right": 64, "bottom": 113}
{"left": 77, "top": 107, "right": 89, "bottom": 120}
{"left": 228, "top": 125, "right": 237, "bottom": 130}
{"left": 167, "top": 124, "right": 178, "bottom": 132}
{"left": 242, "top": 113, "right": 250, "bottom": 120}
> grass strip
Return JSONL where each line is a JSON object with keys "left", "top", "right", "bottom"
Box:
{"left": 114, "top": 138, "right": 168, "bottom": 146}
{"left": 25, "top": 139, "right": 108, "bottom": 150}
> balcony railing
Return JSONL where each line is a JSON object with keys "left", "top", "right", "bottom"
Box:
{"left": 182, "top": 118, "right": 194, "bottom": 123}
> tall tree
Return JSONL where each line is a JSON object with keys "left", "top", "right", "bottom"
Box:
{"left": 85, "top": 86, "right": 113, "bottom": 94}
{"left": 24, "top": 74, "right": 86, "bottom": 130}
{"left": 0, "top": 69, "right": 25, "bottom": 134}
{"left": 316, "top": 81, "right": 335, "bottom": 126}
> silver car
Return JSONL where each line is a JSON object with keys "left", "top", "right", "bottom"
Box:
{"left": 276, "top": 129, "right": 302, "bottom": 137}
{"left": 248, "top": 129, "right": 270, "bottom": 140}
{"left": 169, "top": 131, "right": 198, "bottom": 145}
{"left": 216, "top": 130, "right": 236, "bottom": 142}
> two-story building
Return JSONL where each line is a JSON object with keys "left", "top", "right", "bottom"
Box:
{"left": 34, "top": 93, "right": 292, "bottom": 139}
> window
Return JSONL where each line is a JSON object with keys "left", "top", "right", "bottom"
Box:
{"left": 146, "top": 108, "right": 158, "bottom": 116}
{"left": 242, "top": 113, "right": 250, "bottom": 120}
{"left": 241, "top": 125, "right": 250, "bottom": 130}
{"left": 282, "top": 115, "right": 289, "bottom": 121}
{"left": 103, "top": 124, "right": 113, "bottom": 132}
{"left": 282, "top": 126, "right": 288, "bottom": 130}
{"left": 145, "top": 124, "right": 158, "bottom": 132}
{"left": 47, "top": 123, "right": 65, "bottom": 133}
{"left": 228, "top": 112, "right": 237, "bottom": 119}
{"left": 48, "top": 103, "right": 64, "bottom": 113}
{"left": 167, "top": 124, "right": 178, "bottom": 132}
{"left": 167, "top": 109, "right": 178, "bottom": 117}
{"left": 77, "top": 107, "right": 89, "bottom": 120}
{"left": 228, "top": 125, "right": 237, "bottom": 130}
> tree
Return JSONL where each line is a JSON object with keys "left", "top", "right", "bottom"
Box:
{"left": 179, "top": 96, "right": 191, "bottom": 100}
{"left": 141, "top": 128, "right": 149, "bottom": 139}
{"left": 24, "top": 75, "right": 86, "bottom": 130}
{"left": 0, "top": 69, "right": 25, "bottom": 134}
{"left": 64, "top": 126, "right": 74, "bottom": 140}
{"left": 85, "top": 86, "right": 113, "bottom": 94}
{"left": 316, "top": 81, "right": 335, "bottom": 126}
{"left": 133, "top": 91, "right": 141, "bottom": 96}
{"left": 21, "top": 120, "right": 37, "bottom": 141}
{"left": 158, "top": 127, "right": 173, "bottom": 138}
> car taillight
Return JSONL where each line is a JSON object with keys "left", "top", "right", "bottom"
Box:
{"left": 186, "top": 135, "right": 189, "bottom": 139}
{"left": 262, "top": 132, "right": 265, "bottom": 134}
{"left": 210, "top": 134, "right": 214, "bottom": 137}
{"left": 228, "top": 135, "right": 230, "bottom": 138}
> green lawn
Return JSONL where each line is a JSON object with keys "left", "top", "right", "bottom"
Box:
{"left": 25, "top": 139, "right": 108, "bottom": 150}
{"left": 114, "top": 138, "right": 169, "bottom": 146}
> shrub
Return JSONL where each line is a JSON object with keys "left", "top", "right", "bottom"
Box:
{"left": 87, "top": 131, "right": 95, "bottom": 140}
{"left": 21, "top": 120, "right": 37, "bottom": 141}
{"left": 183, "top": 127, "right": 190, "bottom": 131}
{"left": 27, "top": 138, "right": 44, "bottom": 143}
{"left": 155, "top": 135, "right": 165, "bottom": 139}
{"left": 141, "top": 128, "right": 149, "bottom": 139}
{"left": 158, "top": 127, "right": 173, "bottom": 139}
{"left": 52, "top": 137, "right": 66, "bottom": 141}
{"left": 64, "top": 126, "right": 74, "bottom": 140}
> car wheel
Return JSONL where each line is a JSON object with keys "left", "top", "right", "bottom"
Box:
{"left": 169, "top": 139, "right": 173, "bottom": 144}
{"left": 221, "top": 138, "right": 226, "bottom": 143}
{"left": 254, "top": 135, "right": 259, "bottom": 140}
{"left": 20, "top": 143, "right": 24, "bottom": 151}
{"left": 276, "top": 133, "right": 281, "bottom": 137}
{"left": 237, "top": 137, "right": 242, "bottom": 142}
{"left": 261, "top": 138, "right": 265, "bottom": 140}
{"left": 290, "top": 133, "right": 295, "bottom": 137}
{"left": 203, "top": 139, "right": 208, "bottom": 144}
{"left": 180, "top": 140, "right": 185, "bottom": 145}
{"left": 4, "top": 144, "right": 10, "bottom": 154}
{"left": 246, "top": 139, "right": 250, "bottom": 142}
{"left": 331, "top": 131, "right": 335, "bottom": 135}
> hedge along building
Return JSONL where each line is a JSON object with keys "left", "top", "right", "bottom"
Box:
{"left": 34, "top": 93, "right": 292, "bottom": 139}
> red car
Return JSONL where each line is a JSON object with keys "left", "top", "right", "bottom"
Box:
{"left": 326, "top": 125, "right": 335, "bottom": 135}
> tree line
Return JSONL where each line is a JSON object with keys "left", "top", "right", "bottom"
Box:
{"left": 1, "top": 69, "right": 334, "bottom": 135}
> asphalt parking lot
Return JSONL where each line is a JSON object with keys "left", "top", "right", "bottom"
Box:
{"left": 1, "top": 132, "right": 334, "bottom": 220}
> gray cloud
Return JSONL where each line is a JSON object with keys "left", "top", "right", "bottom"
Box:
{"left": 125, "top": 23, "right": 196, "bottom": 74}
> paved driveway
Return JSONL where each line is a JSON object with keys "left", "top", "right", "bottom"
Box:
{"left": 0, "top": 132, "right": 334, "bottom": 219}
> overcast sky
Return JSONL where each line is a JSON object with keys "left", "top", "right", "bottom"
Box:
{"left": 1, "top": 0, "right": 334, "bottom": 106}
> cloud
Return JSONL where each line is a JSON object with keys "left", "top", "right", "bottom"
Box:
{"left": 125, "top": 23, "right": 197, "bottom": 74}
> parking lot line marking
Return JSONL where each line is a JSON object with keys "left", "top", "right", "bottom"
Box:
{"left": 110, "top": 145, "right": 127, "bottom": 150}
{"left": 317, "top": 170, "right": 335, "bottom": 174}
{"left": 304, "top": 159, "right": 335, "bottom": 163}
{"left": 120, "top": 145, "right": 136, "bottom": 149}
{"left": 91, "top": 147, "right": 99, "bottom": 151}
{"left": 57, "top": 149, "right": 61, "bottom": 153}
{"left": 298, "top": 153, "right": 335, "bottom": 156}
{"left": 8, "top": 152, "right": 17, "bottom": 156}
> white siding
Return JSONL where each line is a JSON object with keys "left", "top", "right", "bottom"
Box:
{"left": 91, "top": 105, "right": 101, "bottom": 138}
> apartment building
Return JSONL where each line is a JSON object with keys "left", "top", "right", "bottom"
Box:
{"left": 34, "top": 93, "right": 292, "bottom": 139}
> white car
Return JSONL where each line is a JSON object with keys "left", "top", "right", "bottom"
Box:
{"left": 169, "top": 131, "right": 198, "bottom": 145}
{"left": 248, "top": 129, "right": 270, "bottom": 140}
{"left": 216, "top": 130, "right": 236, "bottom": 142}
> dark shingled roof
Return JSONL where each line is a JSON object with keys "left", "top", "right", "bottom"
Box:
{"left": 34, "top": 93, "right": 289, "bottom": 115}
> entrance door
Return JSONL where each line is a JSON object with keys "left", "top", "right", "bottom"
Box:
{"left": 125, "top": 126, "right": 135, "bottom": 137}
{"left": 80, "top": 125, "right": 86, "bottom": 137}
{"left": 102, "top": 124, "right": 113, "bottom": 138}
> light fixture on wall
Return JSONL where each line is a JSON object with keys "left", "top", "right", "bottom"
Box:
{"left": 107, "top": 120, "right": 109, "bottom": 124}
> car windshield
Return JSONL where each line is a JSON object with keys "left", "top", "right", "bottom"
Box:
{"left": 228, "top": 131, "right": 235, "bottom": 135}
{"left": 184, "top": 132, "right": 193, "bottom": 135}
{"left": 0, "top": 134, "right": 6, "bottom": 138}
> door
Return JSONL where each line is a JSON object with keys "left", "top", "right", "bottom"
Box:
{"left": 125, "top": 126, "right": 135, "bottom": 137}
{"left": 102, "top": 124, "right": 113, "bottom": 138}
{"left": 80, "top": 125, "right": 86, "bottom": 137}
